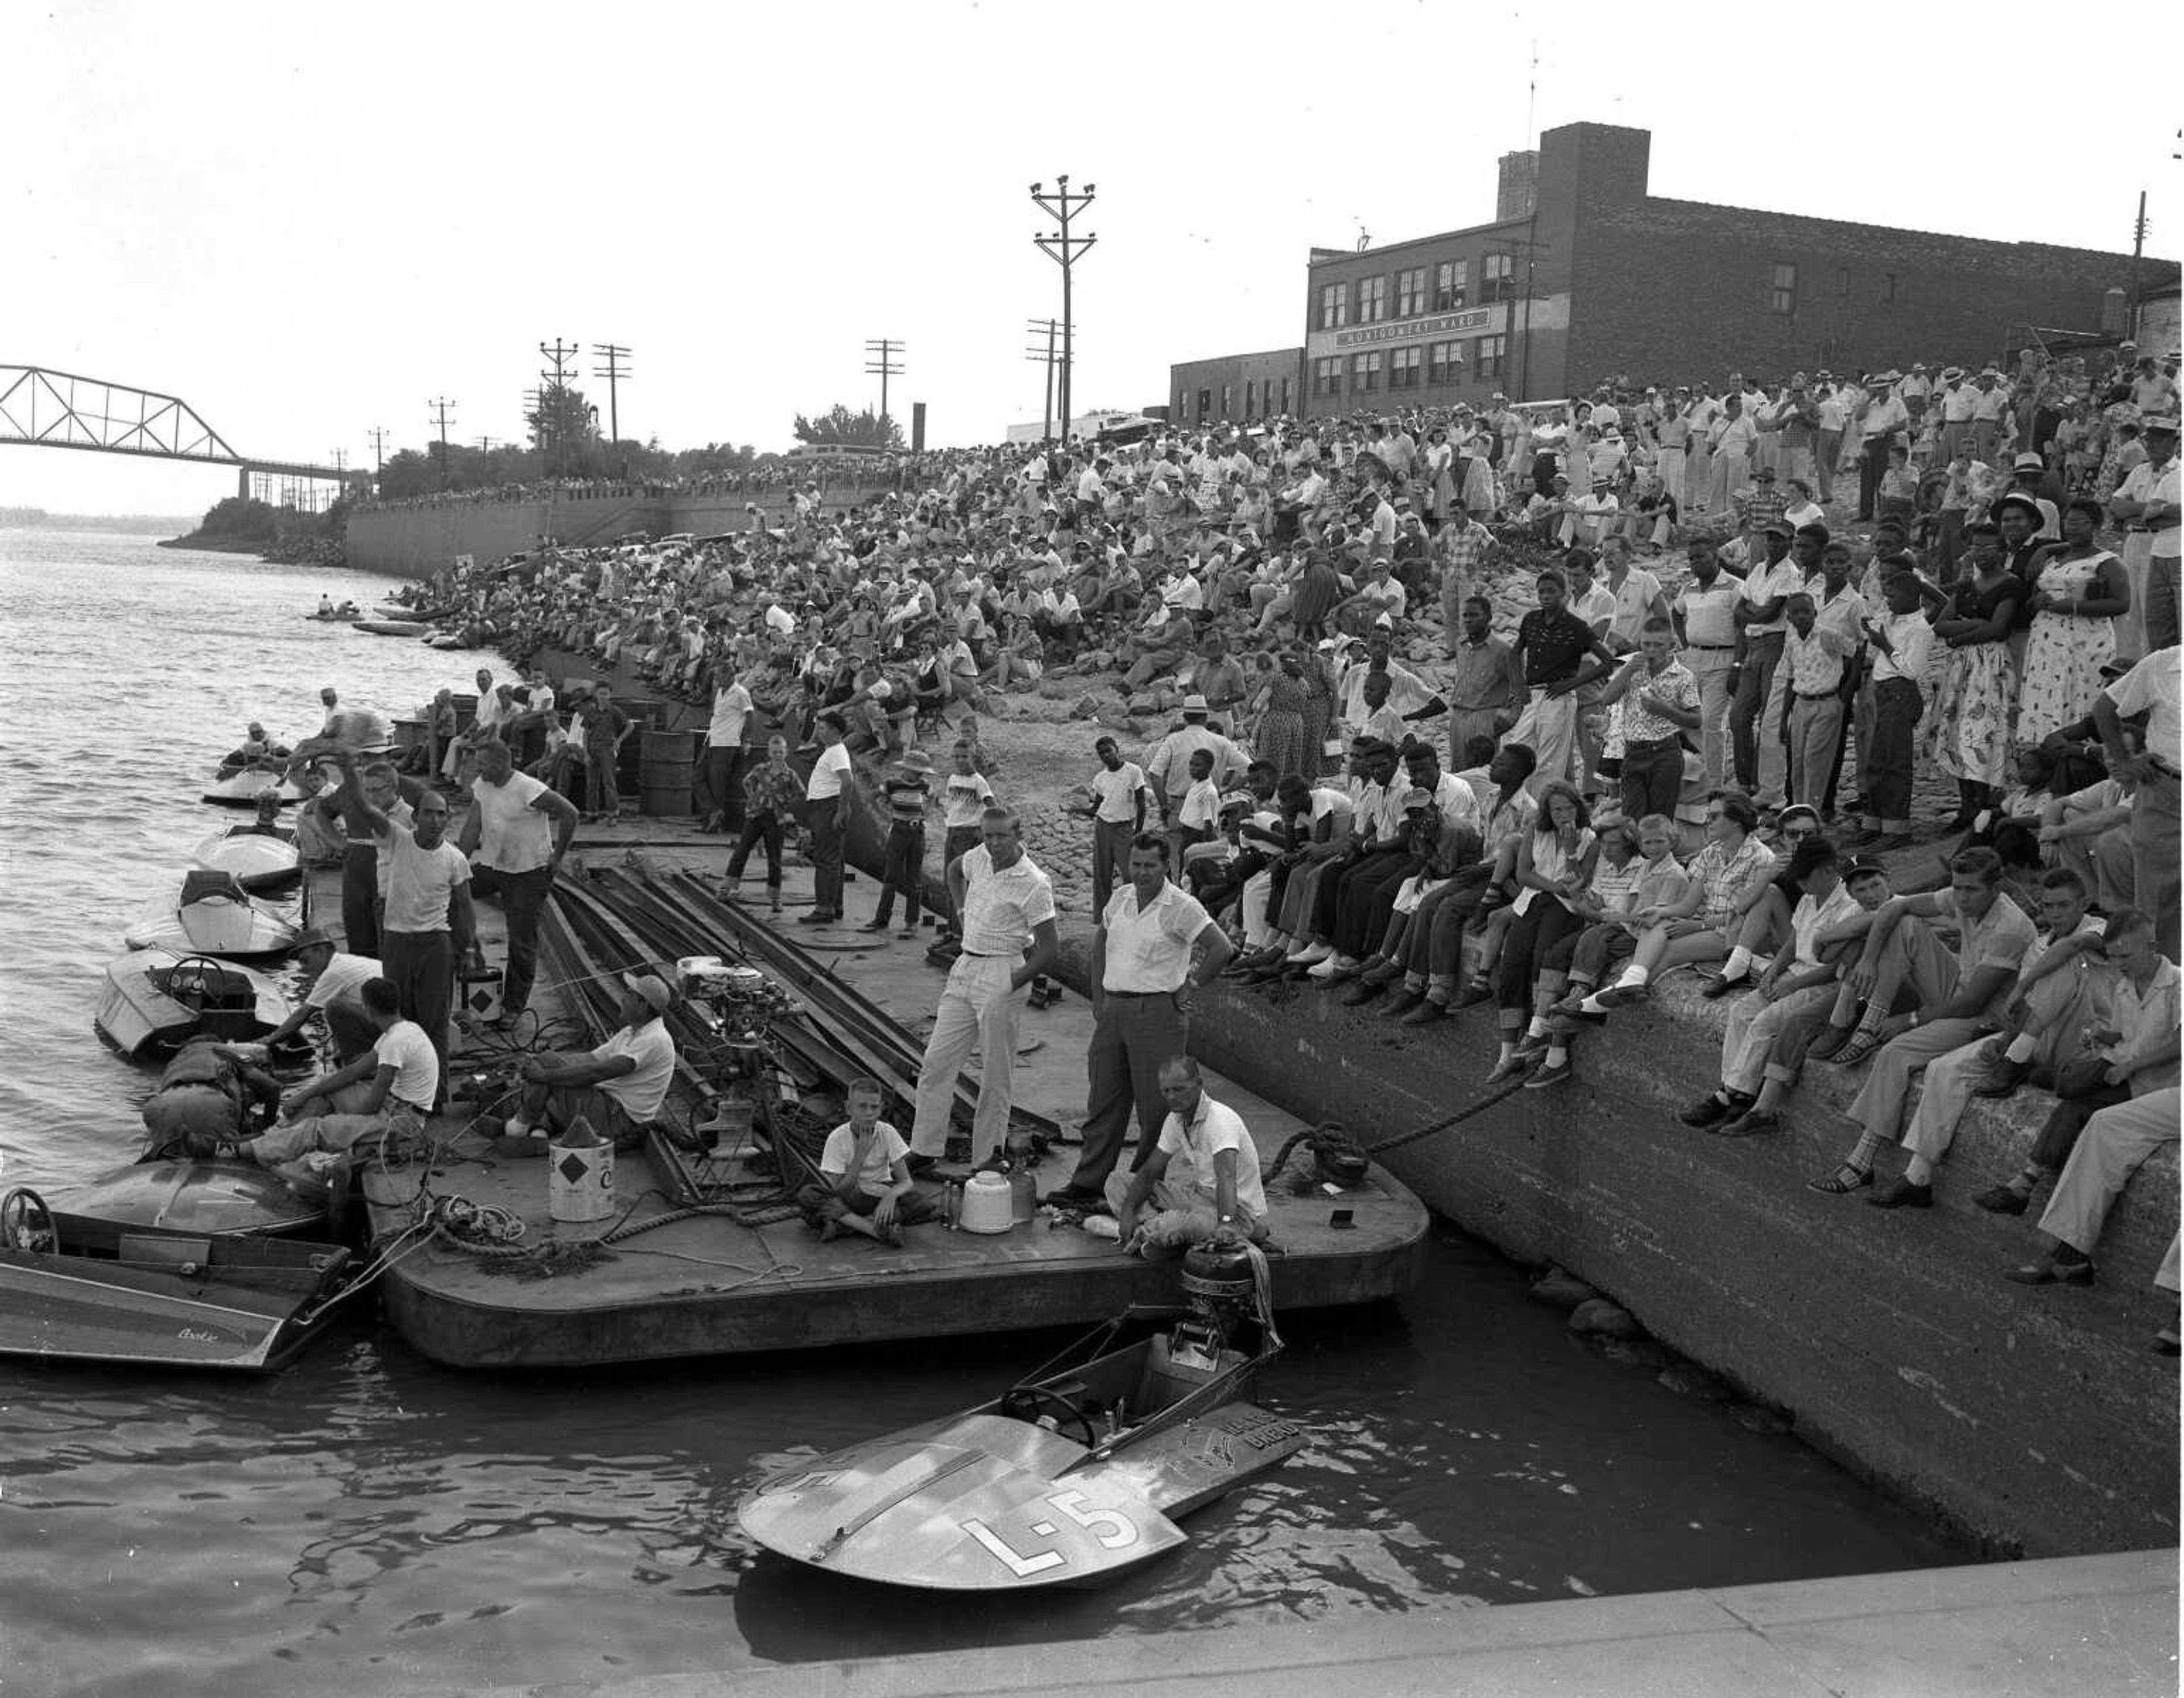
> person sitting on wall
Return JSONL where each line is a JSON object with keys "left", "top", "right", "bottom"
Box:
{"left": 499, "top": 973, "right": 678, "bottom": 1150}
{"left": 796, "top": 1076, "right": 941, "bottom": 1248}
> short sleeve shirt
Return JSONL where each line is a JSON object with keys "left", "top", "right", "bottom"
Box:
{"left": 1100, "top": 880, "right": 1213, "bottom": 992}
{"left": 1516, "top": 607, "right": 1596, "bottom": 687}
{"left": 382, "top": 824, "right": 471, "bottom": 934}
{"left": 2103, "top": 651, "right": 2181, "bottom": 765}
{"left": 821, "top": 1120, "right": 911, "bottom": 1198}
{"left": 805, "top": 742, "right": 852, "bottom": 801}
{"left": 956, "top": 844, "right": 1058, "bottom": 958}
{"left": 1090, "top": 762, "right": 1148, "bottom": 824}
{"left": 590, "top": 1018, "right": 676, "bottom": 1122}
{"left": 305, "top": 952, "right": 382, "bottom": 1009}
{"left": 371, "top": 1019, "right": 440, "bottom": 1111}
{"left": 1941, "top": 888, "right": 2040, "bottom": 1020}
{"left": 473, "top": 771, "right": 556, "bottom": 873}
{"left": 1156, "top": 1096, "right": 1267, "bottom": 1217}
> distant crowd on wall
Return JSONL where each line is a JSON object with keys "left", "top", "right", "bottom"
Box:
{"left": 362, "top": 330, "right": 2178, "bottom": 1319}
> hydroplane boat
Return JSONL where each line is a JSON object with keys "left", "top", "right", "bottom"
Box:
{"left": 94, "top": 948, "right": 293, "bottom": 1057}
{"left": 124, "top": 870, "right": 301, "bottom": 960}
{"left": 738, "top": 1240, "right": 1308, "bottom": 1590}
{"left": 189, "top": 829, "right": 302, "bottom": 894}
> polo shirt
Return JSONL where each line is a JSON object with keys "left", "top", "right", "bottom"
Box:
{"left": 590, "top": 1017, "right": 676, "bottom": 1121}
{"left": 1739, "top": 557, "right": 1804, "bottom": 638}
{"left": 472, "top": 771, "right": 556, "bottom": 874}
{"left": 1789, "top": 883, "right": 1862, "bottom": 967}
{"left": 2107, "top": 960, "right": 2182, "bottom": 1095}
{"left": 1936, "top": 888, "right": 2040, "bottom": 1022}
{"left": 1603, "top": 565, "right": 1664, "bottom": 646}
{"left": 956, "top": 844, "right": 1057, "bottom": 958}
{"left": 1099, "top": 880, "right": 1213, "bottom": 992}
{"left": 1516, "top": 606, "right": 1596, "bottom": 687}
{"left": 1156, "top": 1095, "right": 1267, "bottom": 1216}
{"left": 381, "top": 825, "right": 470, "bottom": 934}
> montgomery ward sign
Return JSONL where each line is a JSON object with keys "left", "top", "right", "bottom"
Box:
{"left": 1337, "top": 309, "right": 1490, "bottom": 349}
{"left": 1306, "top": 303, "right": 1506, "bottom": 362}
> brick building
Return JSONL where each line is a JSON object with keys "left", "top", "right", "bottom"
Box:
{"left": 1169, "top": 121, "right": 2177, "bottom": 429}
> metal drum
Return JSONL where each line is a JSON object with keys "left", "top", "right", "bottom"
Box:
{"left": 639, "top": 727, "right": 702, "bottom": 818}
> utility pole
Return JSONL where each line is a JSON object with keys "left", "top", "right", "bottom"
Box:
{"left": 1024, "top": 317, "right": 1062, "bottom": 445}
{"left": 539, "top": 338, "right": 580, "bottom": 477}
{"left": 593, "top": 342, "right": 632, "bottom": 445}
{"left": 1031, "top": 176, "right": 1096, "bottom": 446}
{"left": 366, "top": 426, "right": 387, "bottom": 475}
{"left": 427, "top": 397, "right": 456, "bottom": 488}
{"left": 331, "top": 448, "right": 348, "bottom": 474}
{"left": 2127, "top": 190, "right": 2149, "bottom": 343}
{"left": 863, "top": 338, "right": 904, "bottom": 441}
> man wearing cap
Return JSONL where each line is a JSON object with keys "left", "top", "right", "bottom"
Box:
{"left": 1147, "top": 697, "right": 1246, "bottom": 829}
{"left": 1049, "top": 834, "right": 1232, "bottom": 1212}
{"left": 502, "top": 972, "right": 679, "bottom": 1146}
{"left": 2109, "top": 414, "right": 2181, "bottom": 659}
{"left": 262, "top": 929, "right": 383, "bottom": 1063}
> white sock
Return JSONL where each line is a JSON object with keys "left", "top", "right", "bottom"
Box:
{"left": 503, "top": 1117, "right": 530, "bottom": 1139}
{"left": 1496, "top": 1041, "right": 1516, "bottom": 1065}
{"left": 2004, "top": 1034, "right": 2037, "bottom": 1063}
{"left": 1616, "top": 965, "right": 1651, "bottom": 989}
{"left": 1722, "top": 947, "right": 1753, "bottom": 979}
{"left": 1526, "top": 1016, "right": 1549, "bottom": 1039}
{"left": 1543, "top": 1043, "right": 1568, "bottom": 1065}
{"left": 1904, "top": 1155, "right": 1934, "bottom": 1186}
{"left": 1578, "top": 994, "right": 1608, "bottom": 1015}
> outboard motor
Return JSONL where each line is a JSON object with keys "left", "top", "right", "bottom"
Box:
{"left": 1140, "top": 1240, "right": 1274, "bottom": 1413}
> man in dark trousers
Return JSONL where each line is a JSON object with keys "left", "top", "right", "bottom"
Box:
{"left": 1045, "top": 834, "right": 1232, "bottom": 1211}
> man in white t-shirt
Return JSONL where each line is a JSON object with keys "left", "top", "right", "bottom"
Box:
{"left": 800, "top": 711, "right": 854, "bottom": 924}
{"left": 702, "top": 669, "right": 755, "bottom": 834}
{"left": 262, "top": 927, "right": 383, "bottom": 1061}
{"left": 1085, "top": 735, "right": 1151, "bottom": 915}
{"left": 1117, "top": 1057, "right": 1268, "bottom": 1250}
{"left": 459, "top": 739, "right": 578, "bottom": 1024}
{"left": 797, "top": 1077, "right": 940, "bottom": 1246}
{"left": 504, "top": 974, "right": 680, "bottom": 1145}
{"left": 243, "top": 977, "right": 439, "bottom": 1195}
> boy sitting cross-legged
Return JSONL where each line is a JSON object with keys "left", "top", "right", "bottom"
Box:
{"left": 797, "top": 1078, "right": 941, "bottom": 1247}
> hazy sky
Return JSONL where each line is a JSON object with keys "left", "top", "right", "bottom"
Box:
{"left": 6, "top": 0, "right": 2178, "bottom": 515}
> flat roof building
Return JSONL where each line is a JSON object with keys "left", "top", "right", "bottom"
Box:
{"left": 1169, "top": 121, "right": 2177, "bottom": 429}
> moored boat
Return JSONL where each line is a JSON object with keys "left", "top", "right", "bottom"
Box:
{"left": 189, "top": 830, "right": 302, "bottom": 894}
{"left": 351, "top": 619, "right": 430, "bottom": 637}
{"left": 738, "top": 1241, "right": 1305, "bottom": 1589}
{"left": 202, "top": 769, "right": 308, "bottom": 808}
{"left": 0, "top": 1183, "right": 355, "bottom": 1373}
{"left": 94, "top": 948, "right": 293, "bottom": 1057}
{"left": 123, "top": 871, "right": 300, "bottom": 961}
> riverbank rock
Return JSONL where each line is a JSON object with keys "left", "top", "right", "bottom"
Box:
{"left": 1656, "top": 1362, "right": 1732, "bottom": 1401}
{"left": 1567, "top": 1297, "right": 1642, "bottom": 1339}
{"left": 1528, "top": 1266, "right": 1598, "bottom": 1311}
{"left": 1595, "top": 1336, "right": 1676, "bottom": 1372}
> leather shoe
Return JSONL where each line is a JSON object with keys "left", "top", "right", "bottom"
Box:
{"left": 1715, "top": 1108, "right": 1782, "bottom": 1137}
{"left": 1380, "top": 988, "right": 1423, "bottom": 1017}
{"left": 1341, "top": 980, "right": 1384, "bottom": 1007}
{"left": 1866, "top": 1175, "right": 1934, "bottom": 1210}
{"left": 2004, "top": 1256, "right": 2094, "bottom": 1286}
{"left": 1400, "top": 999, "right": 1447, "bottom": 1026}
{"left": 1972, "top": 1184, "right": 2030, "bottom": 1215}
{"left": 1679, "top": 1093, "right": 1736, "bottom": 1128}
{"left": 1971, "top": 1058, "right": 2031, "bottom": 1099}
{"left": 1699, "top": 971, "right": 1747, "bottom": 1001}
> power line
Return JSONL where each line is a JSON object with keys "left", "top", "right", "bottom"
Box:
{"left": 863, "top": 338, "right": 904, "bottom": 437}
{"left": 1031, "top": 176, "right": 1096, "bottom": 445}
{"left": 539, "top": 339, "right": 580, "bottom": 475}
{"left": 1024, "top": 317, "right": 1064, "bottom": 446}
{"left": 366, "top": 426, "right": 388, "bottom": 475}
{"left": 593, "top": 343, "right": 632, "bottom": 445}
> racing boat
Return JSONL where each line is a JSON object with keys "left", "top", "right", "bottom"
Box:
{"left": 202, "top": 768, "right": 308, "bottom": 808}
{"left": 351, "top": 619, "right": 431, "bottom": 636}
{"left": 738, "top": 1241, "right": 1306, "bottom": 1590}
{"left": 305, "top": 603, "right": 361, "bottom": 622}
{"left": 0, "top": 1181, "right": 354, "bottom": 1373}
{"left": 94, "top": 948, "right": 293, "bottom": 1057}
{"left": 123, "top": 870, "right": 300, "bottom": 961}
{"left": 189, "top": 829, "right": 301, "bottom": 894}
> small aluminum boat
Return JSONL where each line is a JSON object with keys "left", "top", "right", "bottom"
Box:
{"left": 94, "top": 949, "right": 292, "bottom": 1057}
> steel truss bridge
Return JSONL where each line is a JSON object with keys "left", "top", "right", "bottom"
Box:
{"left": 0, "top": 365, "right": 355, "bottom": 502}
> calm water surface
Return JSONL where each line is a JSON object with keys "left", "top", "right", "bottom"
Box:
{"left": 0, "top": 532, "right": 1963, "bottom": 1698}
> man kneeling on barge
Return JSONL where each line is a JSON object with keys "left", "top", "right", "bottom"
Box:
{"left": 1118, "top": 1058, "right": 1269, "bottom": 1255}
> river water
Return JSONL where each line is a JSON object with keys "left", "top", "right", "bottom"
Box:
{"left": 0, "top": 531, "right": 1963, "bottom": 1697}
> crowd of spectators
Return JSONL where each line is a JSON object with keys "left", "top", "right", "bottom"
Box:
{"left": 390, "top": 334, "right": 2177, "bottom": 1324}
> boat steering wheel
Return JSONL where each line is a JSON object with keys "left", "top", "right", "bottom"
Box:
{"left": 0, "top": 1187, "right": 57, "bottom": 1254}
{"left": 1000, "top": 1383, "right": 1100, "bottom": 1447}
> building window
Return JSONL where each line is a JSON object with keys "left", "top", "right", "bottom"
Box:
{"left": 1391, "top": 346, "right": 1421, "bottom": 389}
{"left": 1358, "top": 275, "right": 1388, "bottom": 324}
{"left": 1837, "top": 266, "right": 1850, "bottom": 298}
{"left": 1352, "top": 351, "right": 1382, "bottom": 393}
{"left": 1279, "top": 376, "right": 1293, "bottom": 415}
{"left": 1197, "top": 388, "right": 1211, "bottom": 422}
{"left": 1313, "top": 357, "right": 1343, "bottom": 398}
{"left": 1769, "top": 263, "right": 1797, "bottom": 316}
{"left": 1435, "top": 260, "right": 1469, "bottom": 310}
{"left": 1243, "top": 380, "right": 1255, "bottom": 417}
{"left": 1220, "top": 384, "right": 1232, "bottom": 419}
{"left": 1474, "top": 334, "right": 1507, "bottom": 380}
{"left": 1396, "top": 267, "right": 1426, "bottom": 318}
{"left": 1882, "top": 272, "right": 1897, "bottom": 304}
{"left": 1482, "top": 253, "right": 1513, "bottom": 303}
{"left": 1175, "top": 392, "right": 1185, "bottom": 419}
{"left": 1428, "top": 339, "right": 1462, "bottom": 386}
{"left": 1318, "top": 283, "right": 1349, "bottom": 330}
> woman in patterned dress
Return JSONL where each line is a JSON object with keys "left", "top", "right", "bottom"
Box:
{"left": 1254, "top": 649, "right": 1312, "bottom": 780}
{"left": 1924, "top": 523, "right": 2023, "bottom": 825}
{"left": 1298, "top": 645, "right": 1338, "bottom": 778}
{"left": 2015, "top": 499, "right": 2131, "bottom": 747}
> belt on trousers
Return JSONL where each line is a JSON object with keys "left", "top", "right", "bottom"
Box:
{"left": 1686, "top": 642, "right": 1735, "bottom": 650}
{"left": 1624, "top": 734, "right": 1681, "bottom": 748}
{"left": 1792, "top": 689, "right": 1842, "bottom": 702}
{"left": 1102, "top": 988, "right": 1178, "bottom": 997}
{"left": 961, "top": 951, "right": 1014, "bottom": 959}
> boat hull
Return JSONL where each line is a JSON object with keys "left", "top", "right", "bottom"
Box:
{"left": 189, "top": 831, "right": 301, "bottom": 894}
{"left": 93, "top": 949, "right": 290, "bottom": 1057}
{"left": 202, "top": 771, "right": 308, "bottom": 809}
